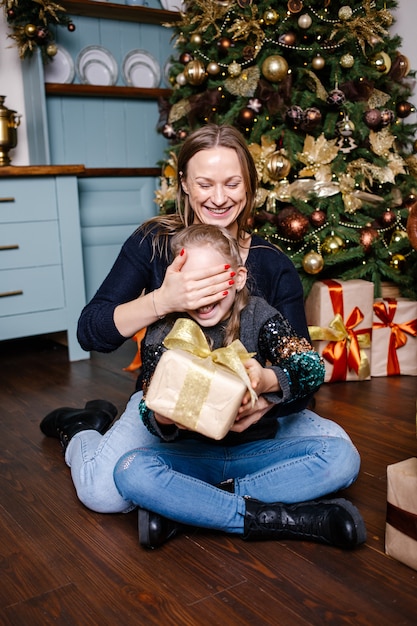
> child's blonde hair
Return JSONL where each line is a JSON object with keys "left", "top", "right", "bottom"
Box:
{"left": 171, "top": 225, "right": 249, "bottom": 345}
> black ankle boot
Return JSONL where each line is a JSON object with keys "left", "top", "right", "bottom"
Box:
{"left": 243, "top": 497, "right": 366, "bottom": 549}
{"left": 40, "top": 399, "right": 117, "bottom": 450}
{"left": 138, "top": 508, "right": 185, "bottom": 549}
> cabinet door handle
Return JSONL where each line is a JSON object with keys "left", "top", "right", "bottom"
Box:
{"left": 0, "top": 290, "right": 23, "bottom": 298}
{"left": 0, "top": 197, "right": 15, "bottom": 203}
{"left": 0, "top": 244, "right": 19, "bottom": 251}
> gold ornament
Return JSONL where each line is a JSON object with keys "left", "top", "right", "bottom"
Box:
{"left": 228, "top": 61, "right": 242, "bottom": 78}
{"left": 183, "top": 60, "right": 207, "bottom": 85}
{"left": 302, "top": 251, "right": 324, "bottom": 274}
{"left": 340, "top": 53, "right": 354, "bottom": 69}
{"left": 389, "top": 254, "right": 406, "bottom": 271}
{"left": 322, "top": 234, "right": 345, "bottom": 255}
{"left": 390, "top": 229, "right": 408, "bottom": 244}
{"left": 224, "top": 66, "right": 260, "bottom": 97}
{"left": 338, "top": 6, "right": 353, "bottom": 21}
{"left": 207, "top": 61, "right": 220, "bottom": 75}
{"left": 263, "top": 9, "right": 279, "bottom": 26}
{"left": 311, "top": 55, "right": 325, "bottom": 70}
{"left": 46, "top": 43, "right": 58, "bottom": 57}
{"left": 371, "top": 52, "right": 392, "bottom": 74}
{"left": 190, "top": 33, "right": 203, "bottom": 47}
{"left": 24, "top": 24, "right": 37, "bottom": 38}
{"left": 261, "top": 55, "right": 289, "bottom": 82}
{"left": 266, "top": 152, "right": 291, "bottom": 181}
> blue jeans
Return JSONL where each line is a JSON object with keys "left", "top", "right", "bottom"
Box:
{"left": 113, "top": 411, "right": 361, "bottom": 534}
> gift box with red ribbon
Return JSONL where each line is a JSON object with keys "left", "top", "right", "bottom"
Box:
{"left": 305, "top": 279, "right": 373, "bottom": 383}
{"left": 371, "top": 298, "right": 417, "bottom": 376}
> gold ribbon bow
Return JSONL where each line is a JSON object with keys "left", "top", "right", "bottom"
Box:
{"left": 163, "top": 318, "right": 258, "bottom": 408}
{"left": 373, "top": 299, "right": 417, "bottom": 375}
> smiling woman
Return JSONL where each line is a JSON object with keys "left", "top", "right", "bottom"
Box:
{"left": 40, "top": 125, "right": 364, "bottom": 553}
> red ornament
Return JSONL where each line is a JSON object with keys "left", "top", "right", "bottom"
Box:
{"left": 309, "top": 209, "right": 327, "bottom": 228}
{"left": 396, "top": 101, "right": 415, "bottom": 118}
{"left": 217, "top": 37, "right": 233, "bottom": 55}
{"left": 359, "top": 227, "right": 379, "bottom": 252}
{"left": 237, "top": 107, "right": 255, "bottom": 128}
{"left": 277, "top": 206, "right": 310, "bottom": 241}
{"left": 363, "top": 108, "right": 382, "bottom": 129}
{"left": 380, "top": 209, "right": 397, "bottom": 227}
{"left": 180, "top": 52, "right": 194, "bottom": 65}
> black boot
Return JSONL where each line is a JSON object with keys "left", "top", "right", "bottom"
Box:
{"left": 243, "top": 497, "right": 366, "bottom": 549}
{"left": 138, "top": 508, "right": 185, "bottom": 549}
{"left": 40, "top": 399, "right": 117, "bottom": 450}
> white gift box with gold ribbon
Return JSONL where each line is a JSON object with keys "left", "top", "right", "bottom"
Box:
{"left": 305, "top": 279, "right": 373, "bottom": 383}
{"left": 145, "top": 318, "right": 257, "bottom": 440}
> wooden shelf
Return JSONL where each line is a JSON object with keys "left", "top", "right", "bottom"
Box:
{"left": 45, "top": 83, "right": 172, "bottom": 99}
{"left": 78, "top": 167, "right": 161, "bottom": 177}
{"left": 62, "top": 0, "right": 181, "bottom": 24}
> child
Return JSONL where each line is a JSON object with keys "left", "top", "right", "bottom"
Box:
{"left": 114, "top": 225, "right": 366, "bottom": 550}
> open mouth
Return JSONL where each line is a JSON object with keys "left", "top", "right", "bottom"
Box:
{"left": 196, "top": 303, "right": 217, "bottom": 315}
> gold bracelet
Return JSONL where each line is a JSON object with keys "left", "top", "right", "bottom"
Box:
{"left": 152, "top": 289, "right": 166, "bottom": 320}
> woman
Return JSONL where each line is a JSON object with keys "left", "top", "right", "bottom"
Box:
{"left": 113, "top": 225, "right": 364, "bottom": 550}
{"left": 41, "top": 125, "right": 363, "bottom": 546}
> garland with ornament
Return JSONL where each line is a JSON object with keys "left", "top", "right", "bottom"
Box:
{"left": 1, "top": 0, "right": 75, "bottom": 61}
{"left": 156, "top": 0, "right": 417, "bottom": 299}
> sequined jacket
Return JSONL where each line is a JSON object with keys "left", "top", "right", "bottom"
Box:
{"left": 140, "top": 296, "right": 324, "bottom": 446}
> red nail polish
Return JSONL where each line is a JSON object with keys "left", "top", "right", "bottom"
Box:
{"left": 222, "top": 291, "right": 229, "bottom": 296}
{"left": 229, "top": 280, "right": 235, "bottom": 285}
{"left": 224, "top": 264, "right": 230, "bottom": 270}
{"left": 180, "top": 248, "right": 185, "bottom": 256}
{"left": 230, "top": 271, "right": 236, "bottom": 277}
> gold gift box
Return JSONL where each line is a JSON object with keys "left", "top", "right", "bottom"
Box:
{"left": 145, "top": 348, "right": 247, "bottom": 440}
{"left": 385, "top": 457, "right": 417, "bottom": 571}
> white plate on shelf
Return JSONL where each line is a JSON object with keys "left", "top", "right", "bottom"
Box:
{"left": 76, "top": 46, "right": 118, "bottom": 86}
{"left": 122, "top": 50, "right": 161, "bottom": 88}
{"left": 160, "top": 0, "right": 187, "bottom": 11}
{"left": 44, "top": 46, "right": 75, "bottom": 84}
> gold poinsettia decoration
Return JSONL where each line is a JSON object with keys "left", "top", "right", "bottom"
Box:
{"left": 297, "top": 134, "right": 339, "bottom": 181}
{"left": 227, "top": 5, "right": 265, "bottom": 54}
{"left": 248, "top": 135, "right": 277, "bottom": 184}
{"left": 168, "top": 0, "right": 234, "bottom": 42}
{"left": 369, "top": 128, "right": 407, "bottom": 178}
{"left": 330, "top": 0, "right": 390, "bottom": 54}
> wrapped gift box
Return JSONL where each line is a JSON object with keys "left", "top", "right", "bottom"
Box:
{"left": 385, "top": 457, "right": 417, "bottom": 571}
{"left": 305, "top": 279, "right": 373, "bottom": 383}
{"left": 145, "top": 348, "right": 248, "bottom": 440}
{"left": 144, "top": 318, "right": 256, "bottom": 440}
{"left": 371, "top": 298, "right": 417, "bottom": 377}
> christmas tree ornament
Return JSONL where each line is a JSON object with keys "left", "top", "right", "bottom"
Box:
{"left": 359, "top": 227, "right": 379, "bottom": 252}
{"left": 288, "top": 0, "right": 303, "bottom": 13}
{"left": 228, "top": 61, "right": 242, "bottom": 78}
{"left": 404, "top": 193, "right": 417, "bottom": 206}
{"left": 180, "top": 52, "right": 194, "bottom": 65}
{"left": 390, "top": 229, "right": 408, "bottom": 244}
{"left": 302, "top": 250, "right": 324, "bottom": 275}
{"left": 312, "top": 55, "right": 325, "bottom": 71}
{"left": 310, "top": 209, "right": 327, "bottom": 228}
{"left": 389, "top": 253, "right": 406, "bottom": 271}
{"left": 363, "top": 109, "right": 382, "bottom": 129}
{"left": 162, "top": 124, "right": 177, "bottom": 139}
{"left": 177, "top": 129, "right": 188, "bottom": 141}
{"left": 224, "top": 66, "right": 260, "bottom": 97}
{"left": 340, "top": 53, "right": 354, "bottom": 69}
{"left": 68, "top": 22, "right": 76, "bottom": 33}
{"left": 190, "top": 34, "right": 203, "bottom": 47}
{"left": 24, "top": 24, "right": 37, "bottom": 38}
{"left": 336, "top": 115, "right": 355, "bottom": 137}
{"left": 338, "top": 6, "right": 353, "bottom": 21}
{"left": 396, "top": 101, "right": 415, "bottom": 118}
{"left": 326, "top": 89, "right": 346, "bottom": 107}
{"left": 176, "top": 72, "right": 187, "bottom": 86}
{"left": 247, "top": 98, "right": 262, "bottom": 113}
{"left": 183, "top": 60, "right": 207, "bottom": 85}
{"left": 237, "top": 107, "right": 256, "bottom": 128}
{"left": 46, "top": 43, "right": 58, "bottom": 57}
{"left": 261, "top": 55, "right": 289, "bottom": 82}
{"left": 36, "top": 28, "right": 49, "bottom": 44}
{"left": 380, "top": 209, "right": 397, "bottom": 227}
{"left": 217, "top": 37, "right": 233, "bottom": 55}
{"left": 302, "top": 107, "right": 322, "bottom": 130}
{"left": 397, "top": 54, "right": 410, "bottom": 78}
{"left": 285, "top": 105, "right": 304, "bottom": 128}
{"left": 277, "top": 206, "right": 309, "bottom": 241}
{"left": 207, "top": 61, "right": 220, "bottom": 75}
{"left": 279, "top": 32, "right": 296, "bottom": 46}
{"left": 371, "top": 52, "right": 392, "bottom": 74}
{"left": 7, "top": 9, "right": 15, "bottom": 19}
{"left": 298, "top": 14, "right": 312, "bottom": 29}
{"left": 263, "top": 9, "right": 279, "bottom": 26}
{"left": 380, "top": 109, "right": 395, "bottom": 127}
{"left": 321, "top": 234, "right": 345, "bottom": 255}
{"left": 266, "top": 152, "right": 291, "bottom": 181}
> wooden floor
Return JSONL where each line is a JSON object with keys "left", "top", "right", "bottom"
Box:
{"left": 1, "top": 334, "right": 417, "bottom": 625}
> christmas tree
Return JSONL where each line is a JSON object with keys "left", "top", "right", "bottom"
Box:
{"left": 156, "top": 0, "right": 417, "bottom": 299}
